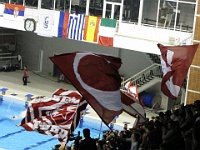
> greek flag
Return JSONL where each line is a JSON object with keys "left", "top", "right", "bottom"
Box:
{"left": 68, "top": 13, "right": 85, "bottom": 41}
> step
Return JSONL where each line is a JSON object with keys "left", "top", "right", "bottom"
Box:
{"left": 138, "top": 77, "right": 161, "bottom": 93}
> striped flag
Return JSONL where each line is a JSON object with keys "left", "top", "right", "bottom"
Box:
{"left": 20, "top": 89, "right": 88, "bottom": 143}
{"left": 83, "top": 16, "right": 100, "bottom": 42}
{"left": 68, "top": 13, "right": 85, "bottom": 41}
{"left": 58, "top": 11, "right": 69, "bottom": 38}
{"left": 98, "top": 18, "right": 116, "bottom": 47}
{"left": 3, "top": 3, "right": 25, "bottom": 21}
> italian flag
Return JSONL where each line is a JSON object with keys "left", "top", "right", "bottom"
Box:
{"left": 98, "top": 18, "right": 116, "bottom": 47}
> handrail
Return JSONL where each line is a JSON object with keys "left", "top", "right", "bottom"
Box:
{"left": 121, "top": 63, "right": 162, "bottom": 89}
{"left": 123, "top": 63, "right": 161, "bottom": 82}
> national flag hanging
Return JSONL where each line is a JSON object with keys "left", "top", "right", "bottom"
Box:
{"left": 58, "top": 11, "right": 69, "bottom": 38}
{"left": 128, "top": 85, "right": 139, "bottom": 100}
{"left": 50, "top": 52, "right": 123, "bottom": 125}
{"left": 3, "top": 3, "right": 25, "bottom": 21}
{"left": 83, "top": 16, "right": 100, "bottom": 42}
{"left": 98, "top": 18, "right": 116, "bottom": 47}
{"left": 37, "top": 9, "right": 55, "bottom": 37}
{"left": 124, "top": 80, "right": 131, "bottom": 90}
{"left": 20, "top": 89, "right": 88, "bottom": 143}
{"left": 157, "top": 43, "right": 199, "bottom": 100}
{"left": 124, "top": 81, "right": 139, "bottom": 100}
{"left": 68, "top": 13, "right": 85, "bottom": 40}
{"left": 121, "top": 90, "right": 146, "bottom": 127}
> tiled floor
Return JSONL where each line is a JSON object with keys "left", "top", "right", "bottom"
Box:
{"left": 0, "top": 69, "right": 157, "bottom": 129}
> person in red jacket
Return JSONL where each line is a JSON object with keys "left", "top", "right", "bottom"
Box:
{"left": 23, "top": 65, "right": 28, "bottom": 85}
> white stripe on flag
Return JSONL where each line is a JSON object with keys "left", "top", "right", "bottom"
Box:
{"left": 99, "top": 26, "right": 115, "bottom": 38}
{"left": 3, "top": 14, "right": 24, "bottom": 22}
{"left": 53, "top": 11, "right": 61, "bottom": 37}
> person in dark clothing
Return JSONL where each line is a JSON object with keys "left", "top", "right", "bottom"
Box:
{"left": 192, "top": 119, "right": 200, "bottom": 150}
{"left": 79, "top": 128, "right": 97, "bottom": 150}
{"left": 22, "top": 65, "right": 28, "bottom": 85}
{"left": 74, "top": 131, "right": 82, "bottom": 150}
{"left": 98, "top": 134, "right": 107, "bottom": 150}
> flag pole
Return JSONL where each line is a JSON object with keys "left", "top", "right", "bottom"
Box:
{"left": 129, "top": 105, "right": 146, "bottom": 121}
{"left": 69, "top": 0, "right": 72, "bottom": 13}
{"left": 98, "top": 120, "right": 103, "bottom": 139}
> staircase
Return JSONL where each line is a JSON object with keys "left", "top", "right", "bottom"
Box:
{"left": 121, "top": 63, "right": 163, "bottom": 93}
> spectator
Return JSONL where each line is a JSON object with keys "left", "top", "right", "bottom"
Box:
{"left": 97, "top": 134, "right": 107, "bottom": 150}
{"left": 192, "top": 119, "right": 200, "bottom": 150}
{"left": 22, "top": 65, "right": 28, "bottom": 85}
{"left": 70, "top": 131, "right": 82, "bottom": 150}
{"left": 127, "top": 132, "right": 141, "bottom": 150}
{"left": 79, "top": 128, "right": 97, "bottom": 150}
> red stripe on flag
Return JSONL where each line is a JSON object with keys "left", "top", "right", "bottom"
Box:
{"left": 98, "top": 36, "right": 114, "bottom": 47}
{"left": 5, "top": 3, "right": 25, "bottom": 11}
{"left": 62, "top": 12, "right": 69, "bottom": 38}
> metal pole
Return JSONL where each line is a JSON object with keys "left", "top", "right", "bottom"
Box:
{"left": 98, "top": 121, "right": 103, "bottom": 139}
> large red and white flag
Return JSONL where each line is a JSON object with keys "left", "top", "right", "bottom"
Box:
{"left": 157, "top": 43, "right": 198, "bottom": 100}
{"left": 120, "top": 90, "right": 146, "bottom": 126}
{"left": 50, "top": 52, "right": 123, "bottom": 125}
{"left": 20, "top": 89, "right": 87, "bottom": 143}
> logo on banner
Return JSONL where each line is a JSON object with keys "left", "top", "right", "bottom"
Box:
{"left": 14, "top": 7, "right": 19, "bottom": 17}
{"left": 43, "top": 16, "right": 49, "bottom": 29}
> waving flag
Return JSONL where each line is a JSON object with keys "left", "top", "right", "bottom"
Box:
{"left": 121, "top": 90, "right": 146, "bottom": 126}
{"left": 157, "top": 43, "right": 198, "bottom": 100}
{"left": 68, "top": 13, "right": 85, "bottom": 40}
{"left": 98, "top": 18, "right": 116, "bottom": 47}
{"left": 83, "top": 16, "right": 100, "bottom": 42}
{"left": 58, "top": 11, "right": 69, "bottom": 38}
{"left": 3, "top": 3, "right": 25, "bottom": 21}
{"left": 20, "top": 89, "right": 87, "bottom": 143}
{"left": 50, "top": 52, "right": 123, "bottom": 125}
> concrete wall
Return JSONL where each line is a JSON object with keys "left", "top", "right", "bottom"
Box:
{"left": 16, "top": 31, "right": 153, "bottom": 79}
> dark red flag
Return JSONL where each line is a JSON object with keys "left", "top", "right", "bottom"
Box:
{"left": 50, "top": 52, "right": 123, "bottom": 125}
{"left": 157, "top": 43, "right": 198, "bottom": 100}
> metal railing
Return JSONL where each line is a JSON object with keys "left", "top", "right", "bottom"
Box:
{"left": 121, "top": 63, "right": 163, "bottom": 89}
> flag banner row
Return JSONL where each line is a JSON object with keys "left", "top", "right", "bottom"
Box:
{"left": 54, "top": 11, "right": 117, "bottom": 46}
{"left": 3, "top": 5, "right": 117, "bottom": 47}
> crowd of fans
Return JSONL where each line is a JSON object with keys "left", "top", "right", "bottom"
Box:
{"left": 95, "top": 99, "right": 200, "bottom": 150}
{"left": 54, "top": 99, "right": 200, "bottom": 150}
